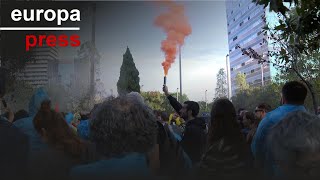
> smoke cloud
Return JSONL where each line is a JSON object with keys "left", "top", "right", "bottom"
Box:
{"left": 154, "top": 0, "right": 192, "bottom": 76}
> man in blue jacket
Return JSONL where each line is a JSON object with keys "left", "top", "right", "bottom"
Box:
{"left": 251, "top": 81, "right": 308, "bottom": 177}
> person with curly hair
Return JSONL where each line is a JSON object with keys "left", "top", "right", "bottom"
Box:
{"left": 70, "top": 96, "right": 158, "bottom": 180}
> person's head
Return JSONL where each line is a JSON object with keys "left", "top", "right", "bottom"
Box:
{"left": 126, "top": 91, "right": 145, "bottom": 106}
{"left": 179, "top": 101, "right": 199, "bottom": 120}
{"left": 208, "top": 98, "right": 242, "bottom": 144}
{"left": 237, "top": 108, "right": 246, "bottom": 123}
{"left": 160, "top": 111, "right": 169, "bottom": 122}
{"left": 90, "top": 96, "right": 157, "bottom": 157}
{"left": 281, "top": 81, "right": 307, "bottom": 105}
{"left": 255, "top": 103, "right": 272, "bottom": 121}
{"left": 33, "top": 100, "right": 86, "bottom": 157}
{"left": 237, "top": 108, "right": 245, "bottom": 116}
{"left": 268, "top": 111, "right": 320, "bottom": 178}
{"left": 242, "top": 111, "right": 256, "bottom": 128}
{"left": 153, "top": 110, "right": 161, "bottom": 121}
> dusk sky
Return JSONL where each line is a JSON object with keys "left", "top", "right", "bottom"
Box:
{"left": 59, "top": 1, "right": 229, "bottom": 101}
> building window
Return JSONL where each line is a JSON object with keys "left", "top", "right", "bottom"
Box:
{"left": 228, "top": 31, "right": 231, "bottom": 35}
{"left": 251, "top": 69, "right": 255, "bottom": 73}
{"left": 239, "top": 3, "right": 241, "bottom": 7}
{"left": 241, "top": 62, "right": 245, "bottom": 66}
{"left": 248, "top": 16, "right": 250, "bottom": 20}
{"left": 233, "top": 18, "right": 235, "bottom": 22}
{"left": 240, "top": 21, "right": 243, "bottom": 26}
{"left": 231, "top": 10, "right": 233, "bottom": 14}
{"left": 233, "top": 36, "right": 238, "bottom": 41}
{"left": 231, "top": 68, "right": 234, "bottom": 71}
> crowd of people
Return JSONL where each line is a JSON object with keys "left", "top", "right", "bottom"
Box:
{"left": 1, "top": 77, "right": 320, "bottom": 179}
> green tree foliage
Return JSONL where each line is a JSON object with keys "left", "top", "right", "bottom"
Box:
{"left": 198, "top": 101, "right": 212, "bottom": 115}
{"left": 141, "top": 91, "right": 164, "bottom": 111}
{"left": 236, "top": 0, "right": 320, "bottom": 113}
{"left": 141, "top": 91, "right": 189, "bottom": 114}
{"left": 255, "top": 0, "right": 320, "bottom": 36}
{"left": 117, "top": 47, "right": 140, "bottom": 95}
{"left": 232, "top": 82, "right": 281, "bottom": 112}
{"left": 214, "top": 68, "right": 227, "bottom": 99}
{"left": 235, "top": 73, "right": 250, "bottom": 93}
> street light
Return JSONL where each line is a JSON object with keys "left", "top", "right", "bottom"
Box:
{"left": 261, "top": 63, "right": 264, "bottom": 86}
{"left": 205, "top": 90, "right": 208, "bottom": 111}
{"left": 179, "top": 46, "right": 182, "bottom": 103}
{"left": 261, "top": 53, "right": 267, "bottom": 87}
{"left": 176, "top": 88, "right": 179, "bottom": 102}
{"left": 226, "top": 54, "right": 231, "bottom": 99}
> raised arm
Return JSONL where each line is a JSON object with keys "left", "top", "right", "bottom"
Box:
{"left": 163, "top": 85, "right": 182, "bottom": 114}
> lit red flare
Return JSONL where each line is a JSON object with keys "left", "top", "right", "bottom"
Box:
{"left": 154, "top": 0, "right": 192, "bottom": 76}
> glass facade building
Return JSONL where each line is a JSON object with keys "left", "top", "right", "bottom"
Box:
{"left": 17, "top": 46, "right": 59, "bottom": 87}
{"left": 226, "top": 0, "right": 271, "bottom": 96}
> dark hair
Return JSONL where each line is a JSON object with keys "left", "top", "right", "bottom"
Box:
{"left": 257, "top": 103, "right": 272, "bottom": 112}
{"left": 237, "top": 108, "right": 245, "bottom": 114}
{"left": 13, "top": 109, "right": 29, "bottom": 122}
{"left": 184, "top": 101, "right": 200, "bottom": 117}
{"left": 90, "top": 96, "right": 157, "bottom": 157}
{"left": 160, "top": 111, "right": 169, "bottom": 122}
{"left": 244, "top": 111, "right": 256, "bottom": 124}
{"left": 80, "top": 113, "right": 89, "bottom": 120}
{"left": 153, "top": 110, "right": 161, "bottom": 117}
{"left": 208, "top": 98, "right": 243, "bottom": 144}
{"left": 282, "top": 81, "right": 307, "bottom": 105}
{"left": 33, "top": 101, "right": 88, "bottom": 159}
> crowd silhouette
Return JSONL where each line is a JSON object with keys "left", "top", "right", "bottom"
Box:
{"left": 1, "top": 76, "right": 320, "bottom": 179}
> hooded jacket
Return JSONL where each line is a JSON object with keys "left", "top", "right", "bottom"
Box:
{"left": 13, "top": 88, "right": 50, "bottom": 153}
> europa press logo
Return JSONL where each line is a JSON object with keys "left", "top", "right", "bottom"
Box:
{"left": 1, "top": 7, "right": 81, "bottom": 51}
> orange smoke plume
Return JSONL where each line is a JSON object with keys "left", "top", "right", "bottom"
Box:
{"left": 154, "top": 0, "right": 192, "bottom": 76}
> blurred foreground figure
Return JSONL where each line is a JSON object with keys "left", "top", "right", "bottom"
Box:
{"left": 29, "top": 101, "right": 96, "bottom": 180}
{"left": 0, "top": 106, "right": 29, "bottom": 180}
{"left": 70, "top": 96, "right": 158, "bottom": 180}
{"left": 251, "top": 81, "right": 307, "bottom": 177}
{"left": 268, "top": 111, "right": 320, "bottom": 179}
{"left": 0, "top": 68, "right": 29, "bottom": 180}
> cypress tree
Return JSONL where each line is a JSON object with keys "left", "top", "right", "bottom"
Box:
{"left": 117, "top": 47, "right": 140, "bottom": 95}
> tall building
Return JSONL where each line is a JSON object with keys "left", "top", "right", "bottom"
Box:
{"left": 73, "top": 41, "right": 101, "bottom": 99}
{"left": 58, "top": 59, "right": 75, "bottom": 90}
{"left": 17, "top": 46, "right": 59, "bottom": 87}
{"left": 226, "top": 0, "right": 271, "bottom": 96}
